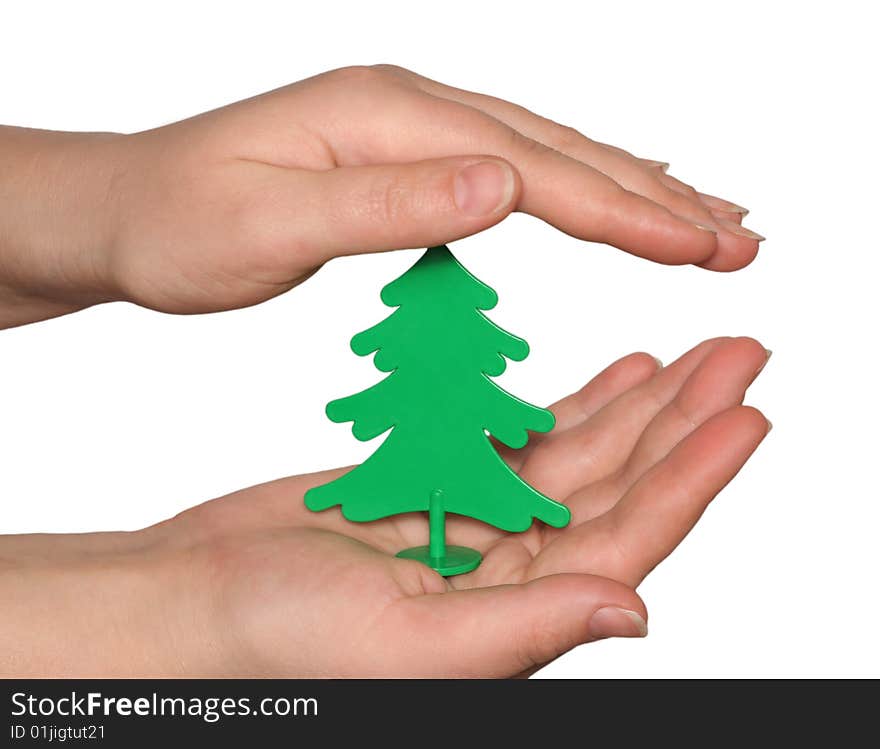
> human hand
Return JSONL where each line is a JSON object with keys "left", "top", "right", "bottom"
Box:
{"left": 127, "top": 336, "right": 766, "bottom": 678}
{"left": 0, "top": 66, "right": 763, "bottom": 326}
{"left": 0, "top": 337, "right": 769, "bottom": 677}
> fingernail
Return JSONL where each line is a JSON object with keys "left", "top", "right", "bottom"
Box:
{"left": 588, "top": 607, "right": 648, "bottom": 639}
{"left": 644, "top": 160, "right": 670, "bottom": 173}
{"left": 693, "top": 222, "right": 718, "bottom": 235}
{"left": 652, "top": 356, "right": 664, "bottom": 369}
{"left": 755, "top": 348, "right": 773, "bottom": 375}
{"left": 717, "top": 218, "right": 766, "bottom": 242}
{"left": 454, "top": 160, "right": 515, "bottom": 217}
{"left": 697, "top": 192, "right": 749, "bottom": 216}
{"left": 766, "top": 419, "right": 774, "bottom": 432}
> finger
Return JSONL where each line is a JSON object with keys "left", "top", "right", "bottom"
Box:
{"left": 249, "top": 156, "right": 520, "bottom": 263}
{"left": 302, "top": 73, "right": 720, "bottom": 266}
{"left": 518, "top": 337, "right": 729, "bottom": 501}
{"left": 709, "top": 209, "right": 745, "bottom": 225}
{"left": 640, "top": 159, "right": 749, "bottom": 224}
{"left": 659, "top": 173, "right": 751, "bottom": 219}
{"left": 395, "top": 70, "right": 713, "bottom": 218}
{"left": 697, "top": 219, "right": 764, "bottom": 271}
{"left": 664, "top": 180, "right": 745, "bottom": 224}
{"left": 550, "top": 352, "right": 663, "bottom": 432}
{"left": 532, "top": 406, "right": 770, "bottom": 587}
{"left": 605, "top": 405, "right": 770, "bottom": 586}
{"left": 558, "top": 338, "right": 766, "bottom": 524}
{"left": 499, "top": 352, "right": 661, "bottom": 472}
{"left": 434, "top": 120, "right": 719, "bottom": 267}
{"left": 378, "top": 573, "right": 646, "bottom": 676}
{"left": 618, "top": 338, "right": 770, "bottom": 488}
{"left": 383, "top": 65, "right": 648, "bottom": 170}
{"left": 701, "top": 197, "right": 747, "bottom": 226}
{"left": 656, "top": 173, "right": 764, "bottom": 270}
{"left": 384, "top": 70, "right": 761, "bottom": 271}
{"left": 449, "top": 356, "right": 661, "bottom": 552}
{"left": 634, "top": 159, "right": 746, "bottom": 226}
{"left": 661, "top": 175, "right": 750, "bottom": 219}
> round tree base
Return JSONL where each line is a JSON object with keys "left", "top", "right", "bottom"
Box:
{"left": 396, "top": 545, "right": 482, "bottom": 576}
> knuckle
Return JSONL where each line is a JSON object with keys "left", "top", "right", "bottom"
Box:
{"left": 674, "top": 178, "right": 699, "bottom": 196}
{"left": 433, "top": 97, "right": 491, "bottom": 130}
{"left": 548, "top": 124, "right": 586, "bottom": 153}
{"left": 370, "top": 173, "right": 410, "bottom": 226}
{"left": 369, "top": 63, "right": 411, "bottom": 78}
{"left": 509, "top": 128, "right": 553, "bottom": 159}
{"left": 597, "top": 179, "right": 629, "bottom": 211}
{"left": 670, "top": 397, "right": 700, "bottom": 433}
{"left": 599, "top": 512, "right": 636, "bottom": 577}
{"left": 664, "top": 187, "right": 708, "bottom": 217}
{"left": 517, "top": 615, "right": 569, "bottom": 668}
{"left": 676, "top": 183, "right": 700, "bottom": 199}
{"left": 326, "top": 64, "right": 388, "bottom": 88}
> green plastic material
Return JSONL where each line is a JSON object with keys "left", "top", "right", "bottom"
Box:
{"left": 304, "top": 245, "right": 570, "bottom": 576}
{"left": 394, "top": 490, "right": 482, "bottom": 575}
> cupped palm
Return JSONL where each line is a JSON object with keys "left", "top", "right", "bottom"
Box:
{"left": 166, "top": 336, "right": 769, "bottom": 677}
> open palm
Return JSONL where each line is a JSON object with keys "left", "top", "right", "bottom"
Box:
{"left": 167, "top": 336, "right": 769, "bottom": 677}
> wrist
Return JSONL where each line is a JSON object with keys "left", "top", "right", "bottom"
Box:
{"left": 0, "top": 528, "right": 210, "bottom": 677}
{"left": 0, "top": 127, "right": 126, "bottom": 326}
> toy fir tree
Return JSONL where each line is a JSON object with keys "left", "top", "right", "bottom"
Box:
{"left": 305, "top": 245, "right": 570, "bottom": 575}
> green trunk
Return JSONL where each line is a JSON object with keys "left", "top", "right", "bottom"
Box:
{"left": 429, "top": 490, "right": 446, "bottom": 560}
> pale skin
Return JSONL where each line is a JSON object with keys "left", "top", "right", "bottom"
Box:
{"left": 0, "top": 66, "right": 768, "bottom": 677}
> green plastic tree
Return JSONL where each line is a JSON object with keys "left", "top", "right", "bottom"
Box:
{"left": 305, "top": 245, "right": 570, "bottom": 575}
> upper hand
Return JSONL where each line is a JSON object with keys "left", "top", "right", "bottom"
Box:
{"left": 98, "top": 65, "right": 763, "bottom": 314}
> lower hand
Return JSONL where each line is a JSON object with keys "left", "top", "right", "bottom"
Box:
{"left": 2, "top": 337, "right": 769, "bottom": 677}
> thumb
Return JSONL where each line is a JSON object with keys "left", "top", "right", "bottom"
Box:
{"left": 382, "top": 573, "right": 647, "bottom": 677}
{"left": 289, "top": 156, "right": 519, "bottom": 261}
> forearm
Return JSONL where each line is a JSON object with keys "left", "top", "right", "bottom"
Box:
{"left": 0, "top": 126, "right": 122, "bottom": 328}
{"left": 0, "top": 528, "right": 197, "bottom": 677}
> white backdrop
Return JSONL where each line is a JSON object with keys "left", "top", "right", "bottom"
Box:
{"left": 1, "top": 1, "right": 877, "bottom": 677}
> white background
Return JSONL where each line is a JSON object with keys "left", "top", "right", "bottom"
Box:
{"left": 1, "top": 1, "right": 877, "bottom": 677}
